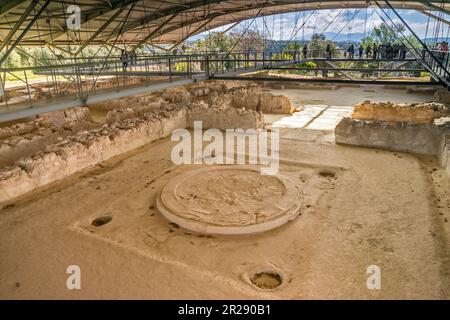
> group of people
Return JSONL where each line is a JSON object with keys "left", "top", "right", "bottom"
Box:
{"left": 433, "top": 41, "right": 449, "bottom": 63}
{"left": 300, "top": 43, "right": 408, "bottom": 60}
{"left": 346, "top": 43, "right": 408, "bottom": 60}
{"left": 120, "top": 50, "right": 138, "bottom": 72}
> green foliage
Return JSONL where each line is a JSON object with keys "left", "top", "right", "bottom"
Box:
{"left": 285, "top": 42, "right": 303, "bottom": 51}
{"left": 191, "top": 31, "right": 234, "bottom": 53}
{"left": 287, "top": 61, "right": 317, "bottom": 75}
{"left": 295, "top": 61, "right": 317, "bottom": 68}
{"left": 232, "top": 30, "right": 266, "bottom": 52}
{"left": 175, "top": 61, "right": 188, "bottom": 72}
{"left": 272, "top": 52, "right": 293, "bottom": 60}
{"left": 190, "top": 29, "right": 267, "bottom": 53}
{"left": 308, "top": 33, "right": 336, "bottom": 57}
{"left": 361, "top": 23, "right": 406, "bottom": 46}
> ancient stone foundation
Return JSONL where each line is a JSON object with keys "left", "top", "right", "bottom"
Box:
{"left": 156, "top": 165, "right": 302, "bottom": 235}
{"left": 352, "top": 101, "right": 448, "bottom": 124}
{"left": 0, "top": 80, "right": 289, "bottom": 203}
{"left": 0, "top": 110, "right": 187, "bottom": 202}
{"left": 335, "top": 101, "right": 450, "bottom": 176}
{"left": 335, "top": 117, "right": 444, "bottom": 155}
{"left": 436, "top": 118, "right": 450, "bottom": 177}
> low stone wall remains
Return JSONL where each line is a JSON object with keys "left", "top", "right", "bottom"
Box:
{"left": 0, "top": 80, "right": 273, "bottom": 203}
{"left": 352, "top": 101, "right": 448, "bottom": 124}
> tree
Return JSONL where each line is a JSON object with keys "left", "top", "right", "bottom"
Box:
{"left": 361, "top": 23, "right": 406, "bottom": 46}
{"left": 308, "top": 33, "right": 337, "bottom": 58}
{"left": 232, "top": 30, "right": 266, "bottom": 52}
{"left": 191, "top": 31, "right": 234, "bottom": 53}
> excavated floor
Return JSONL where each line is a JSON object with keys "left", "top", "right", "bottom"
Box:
{"left": 0, "top": 85, "right": 448, "bottom": 299}
{"left": 0, "top": 130, "right": 448, "bottom": 299}
{"left": 156, "top": 165, "right": 303, "bottom": 235}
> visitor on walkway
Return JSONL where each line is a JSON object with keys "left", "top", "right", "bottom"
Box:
{"left": 400, "top": 43, "right": 407, "bottom": 60}
{"left": 302, "top": 44, "right": 308, "bottom": 59}
{"left": 366, "top": 45, "right": 372, "bottom": 58}
{"left": 379, "top": 44, "right": 385, "bottom": 59}
{"left": 442, "top": 42, "right": 449, "bottom": 65}
{"left": 120, "top": 50, "right": 129, "bottom": 72}
{"left": 435, "top": 42, "right": 448, "bottom": 64}
{"left": 373, "top": 44, "right": 378, "bottom": 60}
{"left": 326, "top": 44, "right": 332, "bottom": 60}
{"left": 129, "top": 50, "right": 137, "bottom": 67}
{"left": 359, "top": 45, "right": 364, "bottom": 59}
{"left": 387, "top": 44, "right": 392, "bottom": 59}
{"left": 393, "top": 43, "right": 399, "bottom": 59}
{"left": 348, "top": 44, "right": 355, "bottom": 59}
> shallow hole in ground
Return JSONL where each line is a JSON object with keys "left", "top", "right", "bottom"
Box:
{"left": 250, "top": 271, "right": 282, "bottom": 289}
{"left": 318, "top": 169, "right": 336, "bottom": 178}
{"left": 91, "top": 216, "right": 112, "bottom": 227}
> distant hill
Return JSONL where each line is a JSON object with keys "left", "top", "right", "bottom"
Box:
{"left": 423, "top": 37, "right": 449, "bottom": 44}
{"left": 187, "top": 34, "right": 449, "bottom": 48}
{"left": 323, "top": 32, "right": 366, "bottom": 42}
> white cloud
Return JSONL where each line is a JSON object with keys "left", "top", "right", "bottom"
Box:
{"left": 194, "top": 8, "right": 444, "bottom": 41}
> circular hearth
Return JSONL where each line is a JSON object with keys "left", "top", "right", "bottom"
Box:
{"left": 156, "top": 165, "right": 302, "bottom": 235}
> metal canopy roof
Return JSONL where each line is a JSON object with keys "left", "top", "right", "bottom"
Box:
{"left": 0, "top": 1, "right": 448, "bottom": 49}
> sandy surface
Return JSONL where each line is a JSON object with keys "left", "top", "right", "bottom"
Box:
{"left": 157, "top": 165, "right": 302, "bottom": 234}
{"left": 0, "top": 86, "right": 448, "bottom": 299}
{"left": 268, "top": 87, "right": 436, "bottom": 108}
{"left": 0, "top": 125, "right": 448, "bottom": 299}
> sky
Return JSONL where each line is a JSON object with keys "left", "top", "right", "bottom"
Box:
{"left": 190, "top": 8, "right": 450, "bottom": 42}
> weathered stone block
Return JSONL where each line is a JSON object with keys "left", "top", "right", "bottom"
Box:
{"left": 352, "top": 101, "right": 448, "bottom": 124}
{"left": 335, "top": 117, "right": 444, "bottom": 156}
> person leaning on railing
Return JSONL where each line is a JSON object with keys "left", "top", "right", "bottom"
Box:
{"left": 120, "top": 50, "right": 129, "bottom": 72}
{"left": 326, "top": 44, "right": 332, "bottom": 60}
{"left": 437, "top": 42, "right": 449, "bottom": 64}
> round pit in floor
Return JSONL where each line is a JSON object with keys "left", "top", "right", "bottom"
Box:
{"left": 156, "top": 165, "right": 302, "bottom": 235}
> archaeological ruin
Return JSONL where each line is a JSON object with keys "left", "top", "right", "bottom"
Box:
{"left": 1, "top": 0, "right": 450, "bottom": 304}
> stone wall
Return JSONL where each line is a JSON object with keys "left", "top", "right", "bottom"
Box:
{"left": 0, "top": 80, "right": 268, "bottom": 203}
{"left": 0, "top": 118, "right": 54, "bottom": 140}
{"left": 0, "top": 108, "right": 97, "bottom": 168}
{"left": 0, "top": 109, "right": 186, "bottom": 203}
{"left": 187, "top": 103, "right": 263, "bottom": 130}
{"left": 105, "top": 100, "right": 164, "bottom": 123}
{"left": 352, "top": 101, "right": 448, "bottom": 124}
{"left": 436, "top": 118, "right": 450, "bottom": 177}
{"left": 36, "top": 106, "right": 92, "bottom": 127}
{"left": 335, "top": 117, "right": 445, "bottom": 156}
{"left": 434, "top": 88, "right": 450, "bottom": 104}
{"left": 337, "top": 100, "right": 450, "bottom": 176}
{"left": 259, "top": 93, "right": 294, "bottom": 114}
{"left": 99, "top": 80, "right": 293, "bottom": 125}
{"left": 102, "top": 80, "right": 272, "bottom": 124}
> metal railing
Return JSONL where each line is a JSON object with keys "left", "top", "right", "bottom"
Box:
{"left": 421, "top": 49, "right": 450, "bottom": 82}
{"left": 0, "top": 50, "right": 304, "bottom": 108}
{"left": 0, "top": 49, "right": 429, "bottom": 111}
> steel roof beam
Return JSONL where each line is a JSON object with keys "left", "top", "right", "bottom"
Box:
{"left": 0, "top": 0, "right": 23, "bottom": 16}
{"left": 0, "top": 0, "right": 51, "bottom": 66}
{"left": 46, "top": 0, "right": 137, "bottom": 42}
{"left": 421, "top": 9, "right": 450, "bottom": 25}
{"left": 168, "top": 18, "right": 213, "bottom": 51}
{"left": 74, "top": 7, "right": 127, "bottom": 55}
{"left": 133, "top": 13, "right": 177, "bottom": 49}
{"left": 0, "top": 0, "right": 39, "bottom": 52}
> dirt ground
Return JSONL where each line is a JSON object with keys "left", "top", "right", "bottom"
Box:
{"left": 0, "top": 135, "right": 449, "bottom": 299}
{"left": 0, "top": 86, "right": 449, "bottom": 299}
{"left": 268, "top": 86, "right": 436, "bottom": 107}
